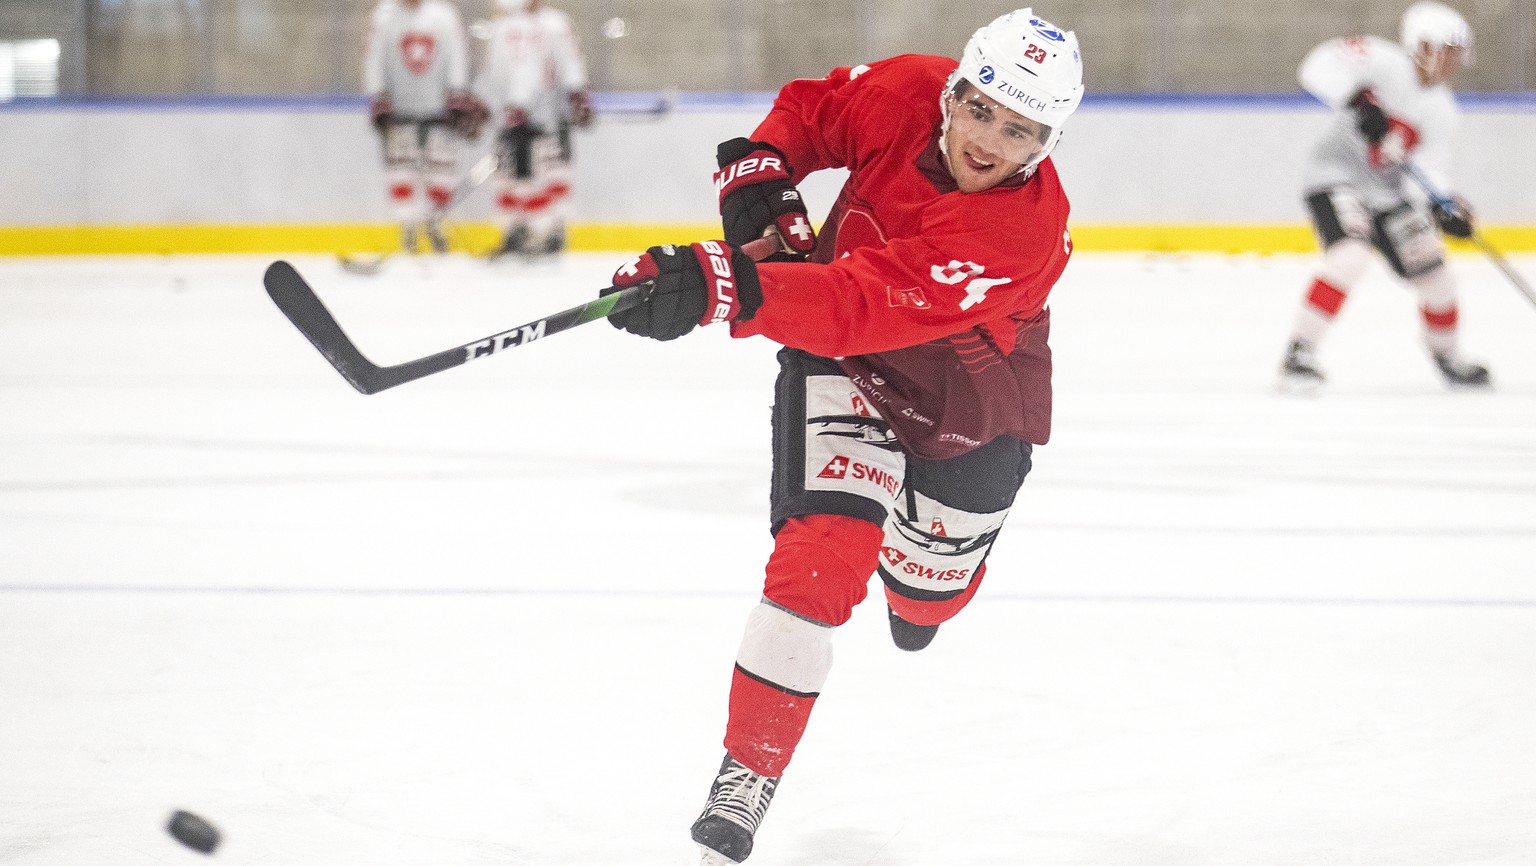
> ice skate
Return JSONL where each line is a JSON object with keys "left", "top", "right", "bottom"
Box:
{"left": 691, "top": 754, "right": 780, "bottom": 864}
{"left": 424, "top": 216, "right": 449, "bottom": 254}
{"left": 1278, "top": 340, "right": 1325, "bottom": 395}
{"left": 487, "top": 225, "right": 530, "bottom": 261}
{"left": 887, "top": 605, "right": 940, "bottom": 652}
{"left": 1432, "top": 351, "right": 1490, "bottom": 387}
{"left": 537, "top": 225, "right": 566, "bottom": 257}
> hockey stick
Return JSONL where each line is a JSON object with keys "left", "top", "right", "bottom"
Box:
{"left": 1399, "top": 161, "right": 1536, "bottom": 310}
{"left": 591, "top": 90, "right": 678, "bottom": 124}
{"left": 339, "top": 150, "right": 502, "bottom": 276}
{"left": 269, "top": 234, "right": 784, "bottom": 394}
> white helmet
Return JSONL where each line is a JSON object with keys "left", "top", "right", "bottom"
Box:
{"left": 949, "top": 8, "right": 1085, "bottom": 167}
{"left": 1400, "top": 1, "right": 1473, "bottom": 63}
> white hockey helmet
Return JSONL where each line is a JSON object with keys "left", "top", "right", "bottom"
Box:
{"left": 1400, "top": 1, "right": 1473, "bottom": 63}
{"left": 948, "top": 8, "right": 1085, "bottom": 167}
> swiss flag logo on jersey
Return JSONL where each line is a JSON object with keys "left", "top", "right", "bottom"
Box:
{"left": 931, "top": 518, "right": 948, "bottom": 537}
{"left": 401, "top": 33, "right": 437, "bottom": 74}
{"left": 880, "top": 546, "right": 907, "bottom": 567}
{"left": 816, "top": 456, "right": 850, "bottom": 480}
{"left": 850, "top": 394, "right": 871, "bottom": 416}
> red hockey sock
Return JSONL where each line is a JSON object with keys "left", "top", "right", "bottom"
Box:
{"left": 1421, "top": 305, "right": 1458, "bottom": 329}
{"left": 721, "top": 514, "right": 884, "bottom": 776}
{"left": 1306, "top": 278, "right": 1347, "bottom": 316}
{"left": 724, "top": 665, "right": 815, "bottom": 777}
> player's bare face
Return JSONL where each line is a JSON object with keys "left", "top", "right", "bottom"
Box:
{"left": 943, "top": 90, "right": 1048, "bottom": 193}
{"left": 1415, "top": 43, "right": 1464, "bottom": 86}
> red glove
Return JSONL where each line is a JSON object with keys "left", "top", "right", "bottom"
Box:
{"left": 603, "top": 241, "right": 763, "bottom": 341}
{"left": 368, "top": 94, "right": 394, "bottom": 132}
{"left": 714, "top": 138, "right": 817, "bottom": 261}
{"left": 568, "top": 90, "right": 594, "bottom": 128}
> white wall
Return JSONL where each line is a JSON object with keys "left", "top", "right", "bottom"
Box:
{"left": 1, "top": 97, "right": 1533, "bottom": 227}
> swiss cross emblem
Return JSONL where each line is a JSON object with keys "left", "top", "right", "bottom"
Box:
{"left": 786, "top": 215, "right": 814, "bottom": 244}
{"left": 930, "top": 518, "right": 948, "bottom": 537}
{"left": 880, "top": 546, "right": 907, "bottom": 566}
{"left": 816, "top": 456, "right": 850, "bottom": 480}
{"left": 850, "top": 394, "right": 871, "bottom": 416}
{"left": 401, "top": 32, "right": 436, "bottom": 74}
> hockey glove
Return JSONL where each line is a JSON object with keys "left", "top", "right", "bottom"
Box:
{"left": 603, "top": 241, "right": 763, "bottom": 341}
{"left": 1349, "top": 91, "right": 1420, "bottom": 168}
{"left": 369, "top": 94, "right": 394, "bottom": 133}
{"left": 504, "top": 106, "right": 531, "bottom": 131}
{"left": 446, "top": 91, "right": 489, "bottom": 140}
{"left": 1348, "top": 90, "right": 1390, "bottom": 143}
{"left": 1371, "top": 118, "right": 1419, "bottom": 167}
{"left": 569, "top": 90, "right": 595, "bottom": 128}
{"left": 1433, "top": 198, "right": 1475, "bottom": 238}
{"left": 714, "top": 138, "right": 817, "bottom": 262}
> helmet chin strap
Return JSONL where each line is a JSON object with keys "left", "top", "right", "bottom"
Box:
{"left": 937, "top": 78, "right": 955, "bottom": 173}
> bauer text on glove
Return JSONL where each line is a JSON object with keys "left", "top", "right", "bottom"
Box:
{"left": 603, "top": 241, "right": 763, "bottom": 341}
{"left": 714, "top": 138, "right": 817, "bottom": 261}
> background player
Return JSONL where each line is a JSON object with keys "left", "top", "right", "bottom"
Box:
{"left": 1280, "top": 1, "right": 1488, "bottom": 391}
{"left": 599, "top": 9, "right": 1083, "bottom": 863}
{"left": 365, "top": 0, "right": 486, "bottom": 254}
{"left": 479, "top": 0, "right": 593, "bottom": 259}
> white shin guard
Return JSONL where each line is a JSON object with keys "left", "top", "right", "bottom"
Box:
{"left": 1317, "top": 237, "right": 1374, "bottom": 289}
{"left": 1409, "top": 266, "right": 1460, "bottom": 356}
{"left": 734, "top": 601, "right": 834, "bottom": 696}
{"left": 1292, "top": 239, "right": 1375, "bottom": 347}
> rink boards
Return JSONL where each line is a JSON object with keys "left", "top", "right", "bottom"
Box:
{"left": 1, "top": 92, "right": 1534, "bottom": 254}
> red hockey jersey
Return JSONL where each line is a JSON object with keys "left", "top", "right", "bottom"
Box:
{"left": 730, "top": 54, "right": 1073, "bottom": 458}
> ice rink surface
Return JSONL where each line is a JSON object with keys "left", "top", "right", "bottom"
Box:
{"left": 2, "top": 249, "right": 1534, "bottom": 865}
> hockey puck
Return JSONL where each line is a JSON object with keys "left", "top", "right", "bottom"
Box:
{"left": 166, "top": 810, "right": 220, "bottom": 854}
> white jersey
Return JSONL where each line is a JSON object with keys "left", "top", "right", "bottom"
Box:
{"left": 364, "top": 0, "right": 470, "bottom": 119}
{"left": 1299, "top": 35, "right": 1459, "bottom": 209}
{"left": 481, "top": 7, "right": 588, "bottom": 130}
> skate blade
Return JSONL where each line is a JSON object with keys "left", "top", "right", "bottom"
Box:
{"left": 698, "top": 846, "right": 742, "bottom": 866}
{"left": 1275, "top": 374, "right": 1323, "bottom": 398}
{"left": 337, "top": 254, "right": 388, "bottom": 276}
{"left": 1443, "top": 378, "right": 1493, "bottom": 391}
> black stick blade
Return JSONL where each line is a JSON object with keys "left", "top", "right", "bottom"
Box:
{"left": 264, "top": 260, "right": 388, "bottom": 394}
{"left": 263, "top": 255, "right": 699, "bottom": 395}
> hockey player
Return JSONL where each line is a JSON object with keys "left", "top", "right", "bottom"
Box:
{"left": 480, "top": 0, "right": 593, "bottom": 258}
{"left": 1281, "top": 1, "right": 1489, "bottom": 391}
{"left": 600, "top": 9, "right": 1082, "bottom": 864}
{"left": 364, "top": 0, "right": 487, "bottom": 254}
